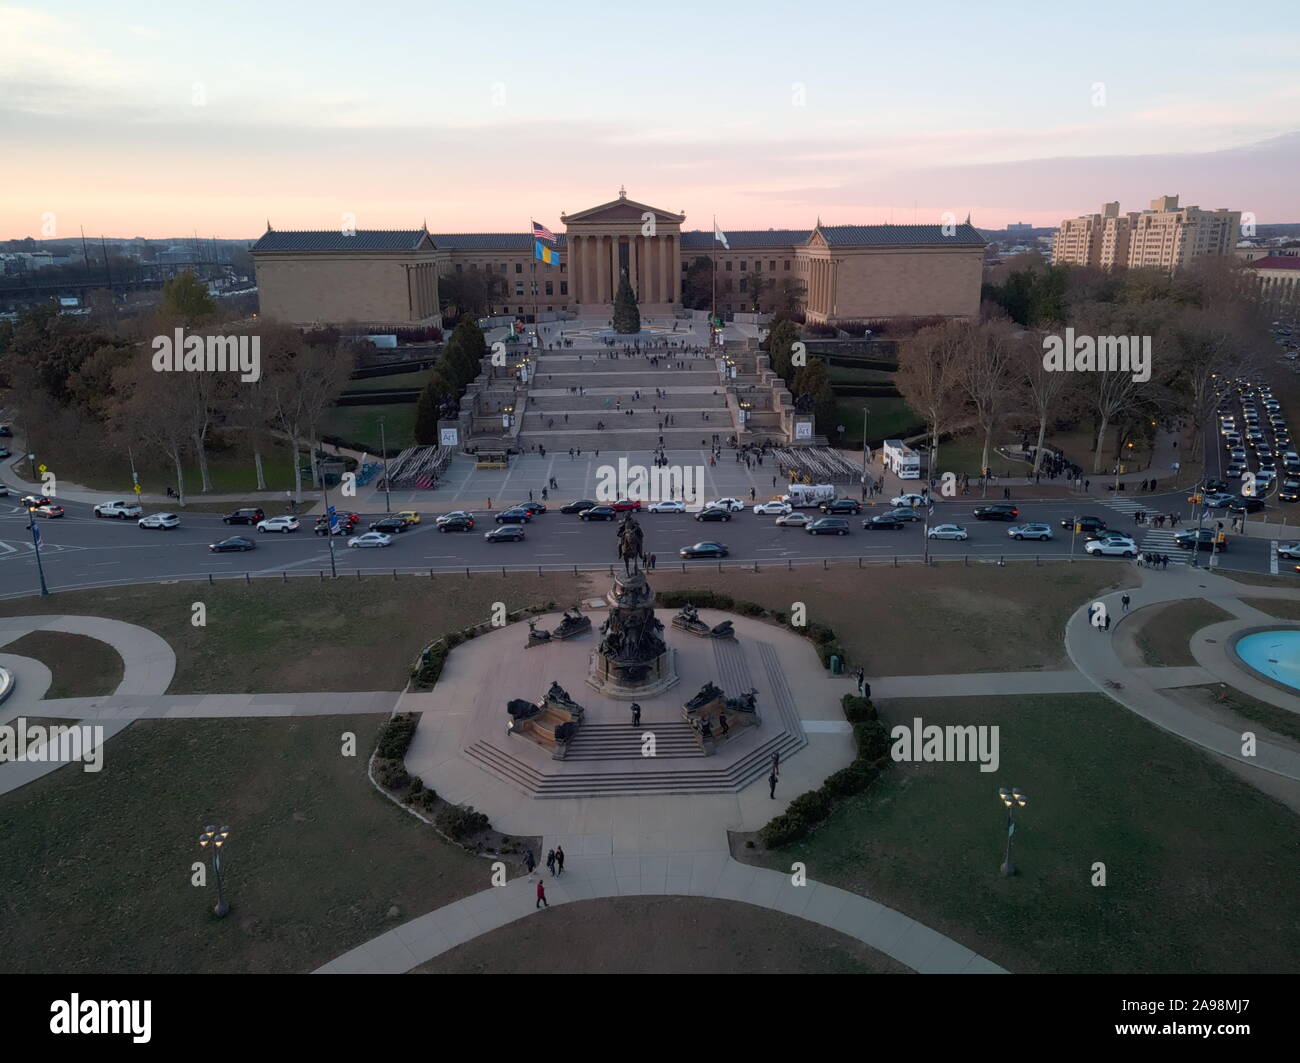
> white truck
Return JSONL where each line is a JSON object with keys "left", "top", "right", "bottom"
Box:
{"left": 882, "top": 439, "right": 921, "bottom": 480}
{"left": 781, "top": 483, "right": 836, "bottom": 508}
{"left": 93, "top": 499, "right": 144, "bottom": 519}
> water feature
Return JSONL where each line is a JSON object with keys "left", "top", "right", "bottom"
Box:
{"left": 1234, "top": 630, "right": 1300, "bottom": 691}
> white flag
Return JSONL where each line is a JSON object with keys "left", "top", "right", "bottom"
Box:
{"left": 714, "top": 223, "right": 729, "bottom": 251}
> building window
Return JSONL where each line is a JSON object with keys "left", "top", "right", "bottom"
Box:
{"left": 784, "top": 260, "right": 790, "bottom": 270}
{"left": 560, "top": 281, "right": 568, "bottom": 295}
{"left": 771, "top": 260, "right": 776, "bottom": 270}
{"left": 725, "top": 261, "right": 733, "bottom": 271}
{"left": 725, "top": 279, "right": 734, "bottom": 293}
{"left": 455, "top": 263, "right": 463, "bottom": 273}
{"left": 741, "top": 261, "right": 747, "bottom": 271}
{"left": 515, "top": 263, "right": 522, "bottom": 273}
{"left": 739, "top": 279, "right": 747, "bottom": 291}
{"left": 500, "top": 263, "right": 507, "bottom": 272}
{"left": 754, "top": 261, "right": 761, "bottom": 272}
{"left": 545, "top": 281, "right": 553, "bottom": 296}
{"left": 515, "top": 283, "right": 524, "bottom": 296}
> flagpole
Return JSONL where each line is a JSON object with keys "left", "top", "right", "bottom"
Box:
{"left": 711, "top": 215, "right": 717, "bottom": 348}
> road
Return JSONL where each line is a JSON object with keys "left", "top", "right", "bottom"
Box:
{"left": 0, "top": 490, "right": 1290, "bottom": 599}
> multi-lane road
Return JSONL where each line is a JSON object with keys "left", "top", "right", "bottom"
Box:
{"left": 0, "top": 489, "right": 1291, "bottom": 599}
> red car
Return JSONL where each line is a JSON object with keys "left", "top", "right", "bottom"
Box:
{"left": 611, "top": 499, "right": 642, "bottom": 511}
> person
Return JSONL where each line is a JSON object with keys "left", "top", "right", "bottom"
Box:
{"left": 768, "top": 770, "right": 778, "bottom": 799}
{"left": 555, "top": 845, "right": 564, "bottom": 875}
{"left": 648, "top": 553, "right": 656, "bottom": 570}
{"left": 536, "top": 879, "right": 548, "bottom": 909}
{"left": 524, "top": 849, "right": 536, "bottom": 879}
{"left": 855, "top": 668, "right": 865, "bottom": 695}
{"left": 546, "top": 848, "right": 557, "bottom": 876}
{"left": 750, "top": 487, "right": 756, "bottom": 501}
{"left": 862, "top": 680, "right": 872, "bottom": 700}
{"left": 1104, "top": 613, "right": 1111, "bottom": 631}
{"left": 1121, "top": 593, "right": 1131, "bottom": 613}
{"left": 719, "top": 714, "right": 730, "bottom": 736}
{"left": 631, "top": 703, "right": 642, "bottom": 726}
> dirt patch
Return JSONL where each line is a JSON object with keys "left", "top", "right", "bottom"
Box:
{"left": 412, "top": 896, "right": 911, "bottom": 973}
{"left": 1241, "top": 597, "right": 1300, "bottom": 621}
{"left": 1130, "top": 600, "right": 1234, "bottom": 667}
{"left": 1, "top": 631, "right": 125, "bottom": 698}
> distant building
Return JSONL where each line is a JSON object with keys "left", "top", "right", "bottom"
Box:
{"left": 1051, "top": 195, "right": 1240, "bottom": 271}
{"left": 1006, "top": 222, "right": 1034, "bottom": 233}
{"left": 1247, "top": 256, "right": 1300, "bottom": 309}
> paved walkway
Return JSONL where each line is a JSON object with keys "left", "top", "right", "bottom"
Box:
{"left": 315, "top": 847, "right": 1005, "bottom": 975}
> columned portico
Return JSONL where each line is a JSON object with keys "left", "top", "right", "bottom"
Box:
{"left": 561, "top": 190, "right": 685, "bottom": 312}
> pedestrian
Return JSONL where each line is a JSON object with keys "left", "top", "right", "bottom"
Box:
{"left": 1121, "top": 593, "right": 1131, "bottom": 613}
{"left": 856, "top": 668, "right": 865, "bottom": 694}
{"left": 546, "top": 848, "right": 557, "bottom": 876}
{"left": 862, "top": 680, "right": 871, "bottom": 699}
{"left": 750, "top": 487, "right": 756, "bottom": 501}
{"left": 648, "top": 553, "right": 656, "bottom": 570}
{"left": 536, "top": 879, "right": 548, "bottom": 908}
{"left": 524, "top": 848, "right": 536, "bottom": 879}
{"left": 1104, "top": 613, "right": 1111, "bottom": 631}
{"left": 768, "top": 770, "right": 778, "bottom": 799}
{"left": 772, "top": 750, "right": 780, "bottom": 774}
{"left": 542, "top": 487, "right": 548, "bottom": 500}
{"left": 555, "top": 845, "right": 564, "bottom": 875}
{"left": 487, "top": 497, "right": 492, "bottom": 510}
{"left": 631, "top": 702, "right": 641, "bottom": 726}
{"left": 719, "top": 714, "right": 730, "bottom": 736}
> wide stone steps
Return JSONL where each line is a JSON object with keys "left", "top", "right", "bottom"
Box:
{"left": 563, "top": 721, "right": 704, "bottom": 760}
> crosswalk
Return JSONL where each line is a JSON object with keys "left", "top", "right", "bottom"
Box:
{"left": 1098, "top": 498, "right": 1191, "bottom": 564}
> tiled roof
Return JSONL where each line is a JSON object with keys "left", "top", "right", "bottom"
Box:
{"left": 1248, "top": 255, "right": 1300, "bottom": 270}
{"left": 250, "top": 230, "right": 431, "bottom": 252}
{"left": 820, "top": 224, "right": 986, "bottom": 247}
{"left": 680, "top": 230, "right": 809, "bottom": 250}
{"left": 429, "top": 233, "right": 568, "bottom": 251}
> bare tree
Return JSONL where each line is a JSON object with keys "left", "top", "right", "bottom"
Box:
{"left": 1011, "top": 329, "right": 1076, "bottom": 474}
{"left": 110, "top": 358, "right": 191, "bottom": 503}
{"left": 895, "top": 321, "right": 966, "bottom": 478}
{"left": 956, "top": 320, "right": 1016, "bottom": 476}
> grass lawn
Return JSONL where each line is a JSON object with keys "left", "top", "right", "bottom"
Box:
{"left": 744, "top": 693, "right": 1300, "bottom": 973}
{"left": 828, "top": 366, "right": 896, "bottom": 385}
{"left": 1187, "top": 684, "right": 1300, "bottom": 746}
{"left": 321, "top": 404, "right": 416, "bottom": 453}
{"left": 1216, "top": 570, "right": 1300, "bottom": 589}
{"left": 1241, "top": 597, "right": 1300, "bottom": 621}
{"left": 413, "top": 896, "right": 911, "bottom": 974}
{"left": 0, "top": 575, "right": 589, "bottom": 695}
{"left": 1, "top": 631, "right": 124, "bottom": 698}
{"left": 346, "top": 370, "right": 432, "bottom": 392}
{"left": 647, "top": 564, "right": 1136, "bottom": 674}
{"left": 1132, "top": 599, "right": 1234, "bottom": 667}
{"left": 0, "top": 714, "right": 490, "bottom": 973}
{"left": 833, "top": 397, "right": 918, "bottom": 445}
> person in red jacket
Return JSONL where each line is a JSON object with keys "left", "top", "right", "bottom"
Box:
{"left": 536, "top": 879, "right": 548, "bottom": 909}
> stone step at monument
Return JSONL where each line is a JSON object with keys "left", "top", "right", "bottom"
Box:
{"left": 562, "top": 721, "right": 704, "bottom": 760}
{"left": 463, "top": 725, "right": 806, "bottom": 797}
{"left": 517, "top": 428, "right": 737, "bottom": 452}
{"left": 523, "top": 410, "right": 731, "bottom": 432}
{"left": 526, "top": 393, "right": 725, "bottom": 411}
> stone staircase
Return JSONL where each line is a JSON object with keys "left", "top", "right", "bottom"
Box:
{"left": 562, "top": 721, "right": 703, "bottom": 760}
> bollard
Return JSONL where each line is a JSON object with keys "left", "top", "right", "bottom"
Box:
{"left": 245, "top": 572, "right": 251, "bottom": 584}
{"left": 209, "top": 573, "right": 214, "bottom": 585}
{"left": 857, "top": 557, "right": 862, "bottom": 568}
{"left": 356, "top": 569, "right": 361, "bottom": 580}
{"left": 393, "top": 569, "right": 398, "bottom": 579}
{"left": 893, "top": 556, "right": 897, "bottom": 567}
{"left": 823, "top": 558, "right": 828, "bottom": 570}
{"left": 283, "top": 571, "right": 287, "bottom": 582}
{"left": 787, "top": 559, "right": 792, "bottom": 570}
{"left": 430, "top": 569, "right": 433, "bottom": 579}
{"left": 502, "top": 567, "right": 507, "bottom": 577}
{"left": 964, "top": 554, "right": 968, "bottom": 566}
{"left": 753, "top": 561, "right": 758, "bottom": 572}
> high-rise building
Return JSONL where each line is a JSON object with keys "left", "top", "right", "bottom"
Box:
{"left": 1050, "top": 196, "right": 1240, "bottom": 271}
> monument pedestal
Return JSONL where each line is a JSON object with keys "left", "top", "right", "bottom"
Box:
{"left": 587, "top": 645, "right": 679, "bottom": 700}
{"left": 586, "top": 565, "right": 679, "bottom": 699}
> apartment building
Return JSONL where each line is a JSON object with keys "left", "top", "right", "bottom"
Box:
{"left": 1051, "top": 195, "right": 1240, "bottom": 271}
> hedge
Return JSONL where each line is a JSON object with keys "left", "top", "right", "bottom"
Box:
{"left": 841, "top": 694, "right": 877, "bottom": 724}
{"left": 436, "top": 803, "right": 490, "bottom": 841}
{"left": 375, "top": 713, "right": 419, "bottom": 760}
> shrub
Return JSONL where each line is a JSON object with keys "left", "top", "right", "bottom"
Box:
{"left": 853, "top": 720, "right": 892, "bottom": 762}
{"left": 786, "top": 789, "right": 832, "bottom": 824}
{"left": 759, "top": 812, "right": 808, "bottom": 848}
{"left": 822, "top": 761, "right": 877, "bottom": 798}
{"left": 436, "top": 803, "right": 491, "bottom": 841}
{"left": 734, "top": 600, "right": 766, "bottom": 617}
{"left": 805, "top": 622, "right": 837, "bottom": 645}
{"left": 376, "top": 713, "right": 419, "bottom": 760}
{"left": 412, "top": 642, "right": 448, "bottom": 685}
{"left": 375, "top": 759, "right": 410, "bottom": 791}
{"left": 841, "top": 694, "right": 877, "bottom": 724}
{"left": 408, "top": 777, "right": 424, "bottom": 796}
{"left": 816, "top": 640, "right": 844, "bottom": 669}
{"left": 657, "top": 589, "right": 734, "bottom": 609}
{"left": 444, "top": 630, "right": 464, "bottom": 649}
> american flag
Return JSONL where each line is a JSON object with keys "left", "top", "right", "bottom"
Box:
{"left": 532, "top": 220, "right": 556, "bottom": 243}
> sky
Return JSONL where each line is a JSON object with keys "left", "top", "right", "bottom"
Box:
{"left": 2, "top": 0, "right": 1298, "bottom": 239}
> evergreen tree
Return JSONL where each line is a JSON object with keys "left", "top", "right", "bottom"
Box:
{"left": 160, "top": 270, "right": 216, "bottom": 326}
{"left": 764, "top": 318, "right": 799, "bottom": 382}
{"left": 613, "top": 271, "right": 641, "bottom": 334}
{"left": 414, "top": 371, "right": 453, "bottom": 444}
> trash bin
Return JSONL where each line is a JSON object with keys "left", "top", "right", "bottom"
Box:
{"left": 829, "top": 654, "right": 843, "bottom": 675}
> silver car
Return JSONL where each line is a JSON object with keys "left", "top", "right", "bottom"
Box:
{"left": 1008, "top": 523, "right": 1052, "bottom": 541}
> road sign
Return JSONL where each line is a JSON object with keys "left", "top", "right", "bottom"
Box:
{"left": 30, "top": 521, "right": 41, "bottom": 547}
{"left": 327, "top": 504, "right": 338, "bottom": 530}
{"left": 133, "top": 483, "right": 142, "bottom": 495}
{"left": 37, "top": 464, "right": 46, "bottom": 474}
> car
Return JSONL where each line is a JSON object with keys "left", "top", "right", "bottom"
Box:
{"left": 700, "top": 498, "right": 744, "bottom": 512}
{"left": 433, "top": 510, "right": 473, "bottom": 526}
{"left": 806, "top": 517, "right": 850, "bottom": 535}
{"left": 1279, "top": 480, "right": 1300, "bottom": 503}
{"left": 559, "top": 499, "right": 598, "bottom": 514}
{"left": 395, "top": 510, "right": 423, "bottom": 524}
{"left": 511, "top": 501, "right": 547, "bottom": 516}
{"left": 680, "top": 541, "right": 728, "bottom": 558}
{"left": 20, "top": 495, "right": 44, "bottom": 508}
{"left": 882, "top": 507, "right": 923, "bottom": 523}
{"left": 1199, "top": 493, "right": 1237, "bottom": 508}
{"left": 31, "top": 502, "right": 64, "bottom": 518}
{"left": 1228, "top": 448, "right": 1246, "bottom": 461}
{"left": 819, "top": 499, "right": 862, "bottom": 515}
{"left": 139, "top": 512, "right": 180, "bottom": 529}
{"left": 927, "top": 524, "right": 968, "bottom": 541}
{"left": 695, "top": 507, "right": 732, "bottom": 522}
{"left": 891, "top": 493, "right": 928, "bottom": 508}
{"left": 1278, "top": 542, "right": 1300, "bottom": 560}
{"left": 1225, "top": 462, "right": 1247, "bottom": 478}
{"left": 1203, "top": 478, "right": 1229, "bottom": 493}
{"left": 0, "top": 485, "right": 8, "bottom": 496}
{"left": 648, "top": 500, "right": 685, "bottom": 513}
{"left": 1227, "top": 496, "right": 1266, "bottom": 514}
{"left": 752, "top": 500, "right": 792, "bottom": 515}
{"left": 863, "top": 515, "right": 904, "bottom": 530}
{"left": 484, "top": 526, "right": 525, "bottom": 543}
{"left": 494, "top": 508, "right": 532, "bottom": 524}
{"left": 775, "top": 512, "right": 812, "bottom": 527}
{"left": 610, "top": 499, "right": 641, "bottom": 512}
{"left": 1175, "top": 528, "right": 1226, "bottom": 551}
{"left": 256, "top": 516, "right": 301, "bottom": 534}
{"left": 1223, "top": 434, "right": 1242, "bottom": 448}
{"left": 1060, "top": 515, "right": 1107, "bottom": 532}
{"left": 437, "top": 515, "right": 476, "bottom": 531}
{"left": 315, "top": 514, "right": 357, "bottom": 535}
{"left": 1084, "top": 536, "right": 1138, "bottom": 558}
{"left": 222, "top": 507, "right": 265, "bottom": 525}
{"left": 94, "top": 500, "right": 143, "bottom": 519}
{"left": 369, "top": 516, "right": 409, "bottom": 533}
{"left": 0, "top": 424, "right": 11, "bottom": 436}
{"left": 974, "top": 504, "right": 1020, "bottom": 521}
{"left": 580, "top": 506, "right": 618, "bottom": 521}
{"left": 348, "top": 531, "right": 393, "bottom": 548}
{"left": 1008, "top": 523, "right": 1052, "bottom": 541}
{"left": 209, "top": 536, "right": 256, "bottom": 553}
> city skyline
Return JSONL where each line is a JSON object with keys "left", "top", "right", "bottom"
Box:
{"left": 3, "top": 0, "right": 1298, "bottom": 239}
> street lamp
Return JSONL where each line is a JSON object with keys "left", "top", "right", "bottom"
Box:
{"left": 198, "top": 824, "right": 231, "bottom": 916}
{"left": 25, "top": 503, "right": 50, "bottom": 596}
{"left": 378, "top": 416, "right": 391, "bottom": 514}
{"left": 998, "top": 787, "right": 1026, "bottom": 876}
{"left": 861, "top": 405, "right": 870, "bottom": 492}
{"left": 318, "top": 440, "right": 339, "bottom": 578}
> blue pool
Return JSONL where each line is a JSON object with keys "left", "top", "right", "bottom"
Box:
{"left": 1234, "top": 631, "right": 1300, "bottom": 691}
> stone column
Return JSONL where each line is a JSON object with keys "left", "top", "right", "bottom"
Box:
{"left": 631, "top": 235, "right": 641, "bottom": 301}
{"left": 662, "top": 235, "right": 672, "bottom": 305}
{"left": 570, "top": 236, "right": 581, "bottom": 304}
{"left": 672, "top": 235, "right": 681, "bottom": 303}
{"left": 610, "top": 236, "right": 620, "bottom": 304}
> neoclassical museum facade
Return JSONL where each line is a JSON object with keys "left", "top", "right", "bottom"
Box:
{"left": 250, "top": 189, "right": 985, "bottom": 330}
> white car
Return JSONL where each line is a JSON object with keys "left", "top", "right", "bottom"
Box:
{"left": 1008, "top": 523, "right": 1052, "bottom": 541}
{"left": 256, "top": 516, "right": 301, "bottom": 534}
{"left": 705, "top": 498, "right": 745, "bottom": 512}
{"left": 891, "top": 493, "right": 928, "bottom": 508}
{"left": 752, "top": 500, "right": 792, "bottom": 515}
{"left": 1085, "top": 536, "right": 1138, "bottom": 557}
{"left": 94, "top": 500, "right": 143, "bottom": 519}
{"left": 348, "top": 532, "right": 392, "bottom": 548}
{"left": 1277, "top": 542, "right": 1300, "bottom": 560}
{"left": 927, "top": 524, "right": 968, "bottom": 541}
{"left": 139, "top": 513, "right": 180, "bottom": 530}
{"left": 648, "top": 500, "right": 685, "bottom": 513}
{"left": 435, "top": 510, "right": 475, "bottom": 526}
{"left": 775, "top": 512, "right": 812, "bottom": 527}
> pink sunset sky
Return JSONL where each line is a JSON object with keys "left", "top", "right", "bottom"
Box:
{"left": 3, "top": 0, "right": 1298, "bottom": 239}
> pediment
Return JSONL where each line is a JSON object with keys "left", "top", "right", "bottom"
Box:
{"left": 564, "top": 197, "right": 685, "bottom": 226}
